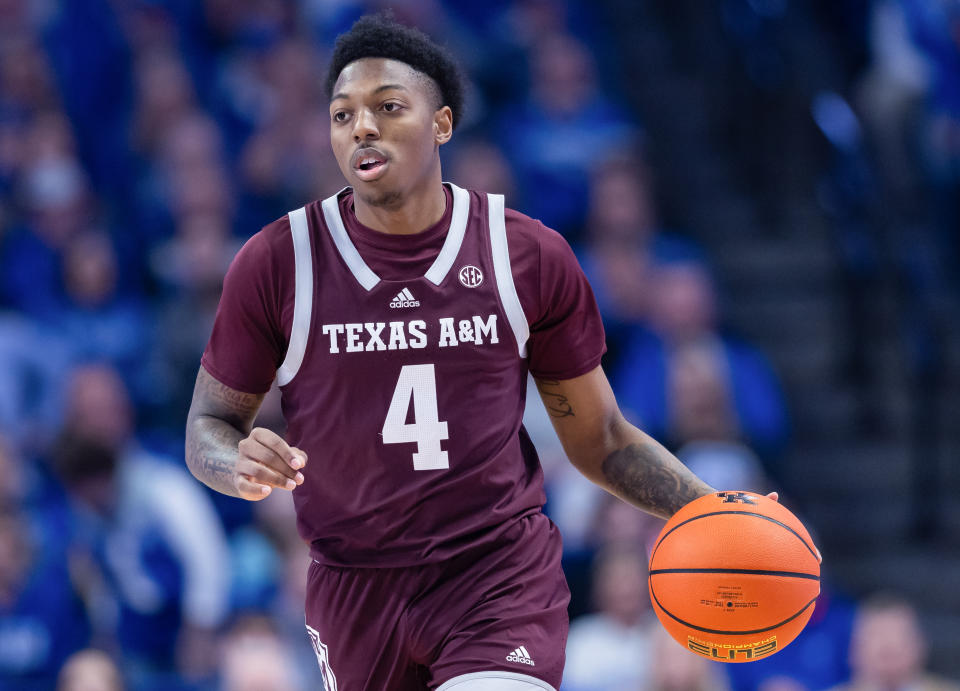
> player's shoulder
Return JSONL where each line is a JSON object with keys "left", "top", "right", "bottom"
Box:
{"left": 501, "top": 203, "right": 576, "bottom": 262}
{"left": 231, "top": 210, "right": 298, "bottom": 274}
{"left": 503, "top": 205, "right": 542, "bottom": 237}
{"left": 245, "top": 212, "right": 293, "bottom": 255}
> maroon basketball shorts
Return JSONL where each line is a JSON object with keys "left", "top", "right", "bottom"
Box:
{"left": 304, "top": 513, "right": 570, "bottom": 690}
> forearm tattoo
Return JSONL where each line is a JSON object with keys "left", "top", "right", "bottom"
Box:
{"left": 185, "top": 369, "right": 264, "bottom": 497}
{"left": 601, "top": 438, "right": 712, "bottom": 518}
{"left": 534, "top": 379, "right": 575, "bottom": 418}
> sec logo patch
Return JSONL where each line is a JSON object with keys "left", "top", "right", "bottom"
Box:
{"left": 459, "top": 265, "right": 483, "bottom": 288}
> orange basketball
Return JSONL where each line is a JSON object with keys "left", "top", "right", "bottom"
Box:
{"left": 648, "top": 491, "right": 821, "bottom": 663}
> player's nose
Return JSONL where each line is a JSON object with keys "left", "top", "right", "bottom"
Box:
{"left": 352, "top": 107, "right": 379, "bottom": 141}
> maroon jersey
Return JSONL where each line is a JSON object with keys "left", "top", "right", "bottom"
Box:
{"left": 202, "top": 183, "right": 605, "bottom": 567}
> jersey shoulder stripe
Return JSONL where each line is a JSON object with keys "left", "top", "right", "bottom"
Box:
{"left": 488, "top": 193, "right": 529, "bottom": 357}
{"left": 277, "top": 206, "right": 313, "bottom": 386}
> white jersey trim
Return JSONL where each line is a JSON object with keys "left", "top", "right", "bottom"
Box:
{"left": 321, "top": 189, "right": 380, "bottom": 291}
{"left": 436, "top": 671, "right": 556, "bottom": 691}
{"left": 277, "top": 206, "right": 313, "bottom": 386}
{"left": 488, "top": 193, "right": 529, "bottom": 358}
{"left": 424, "top": 182, "right": 470, "bottom": 285}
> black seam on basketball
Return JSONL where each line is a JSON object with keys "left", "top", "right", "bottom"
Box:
{"left": 650, "top": 510, "right": 819, "bottom": 563}
{"left": 648, "top": 588, "right": 819, "bottom": 636}
{"left": 649, "top": 568, "right": 820, "bottom": 581}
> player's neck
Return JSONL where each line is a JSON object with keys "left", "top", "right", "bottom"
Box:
{"left": 353, "top": 175, "right": 447, "bottom": 236}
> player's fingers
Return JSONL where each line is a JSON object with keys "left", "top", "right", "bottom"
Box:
{"left": 250, "top": 427, "right": 307, "bottom": 470}
{"left": 766, "top": 491, "right": 779, "bottom": 503}
{"left": 236, "top": 457, "right": 302, "bottom": 491}
{"left": 288, "top": 446, "right": 308, "bottom": 470}
{"left": 238, "top": 436, "right": 304, "bottom": 484}
{"left": 235, "top": 474, "right": 272, "bottom": 501}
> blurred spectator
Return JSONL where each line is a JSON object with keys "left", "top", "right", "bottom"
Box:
{"left": 41, "top": 0, "right": 132, "bottom": 199}
{"left": 500, "top": 32, "right": 636, "bottom": 237}
{"left": 614, "top": 259, "right": 789, "bottom": 462}
{"left": 235, "top": 38, "right": 336, "bottom": 224}
{"left": 0, "top": 0, "right": 40, "bottom": 43}
{"left": 588, "top": 493, "right": 664, "bottom": 557}
{"left": 0, "top": 434, "right": 23, "bottom": 506}
{"left": 160, "top": 112, "right": 228, "bottom": 186}
{"left": 218, "top": 615, "right": 302, "bottom": 691}
{"left": 578, "top": 154, "right": 708, "bottom": 366}
{"left": 147, "top": 209, "right": 239, "bottom": 427}
{"left": 55, "top": 232, "right": 150, "bottom": 392}
{"left": 445, "top": 138, "right": 517, "bottom": 201}
{"left": 855, "top": 0, "right": 930, "bottom": 207}
{"left": 57, "top": 649, "right": 124, "bottom": 691}
{"left": 0, "top": 37, "right": 61, "bottom": 114}
{"left": 0, "top": 428, "right": 73, "bottom": 565}
{"left": 577, "top": 158, "right": 658, "bottom": 365}
{"left": 826, "top": 593, "right": 960, "bottom": 691}
{"left": 201, "top": 0, "right": 296, "bottom": 54}
{"left": 0, "top": 313, "right": 72, "bottom": 454}
{"left": 0, "top": 109, "right": 23, "bottom": 207}
{"left": 131, "top": 51, "right": 198, "bottom": 158}
{"left": 55, "top": 364, "right": 230, "bottom": 686}
{"left": 239, "top": 103, "right": 342, "bottom": 225}
{"left": 649, "top": 627, "right": 730, "bottom": 691}
{"left": 135, "top": 110, "right": 234, "bottom": 248}
{"left": 1, "top": 111, "right": 93, "bottom": 318}
{"left": 901, "top": 1, "right": 960, "bottom": 244}
{"left": 677, "top": 440, "right": 771, "bottom": 494}
{"left": 563, "top": 547, "right": 658, "bottom": 691}
{"left": 0, "top": 502, "right": 90, "bottom": 691}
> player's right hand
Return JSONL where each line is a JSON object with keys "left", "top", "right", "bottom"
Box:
{"left": 234, "top": 427, "right": 307, "bottom": 501}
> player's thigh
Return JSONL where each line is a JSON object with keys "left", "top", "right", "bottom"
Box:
{"left": 304, "top": 560, "right": 422, "bottom": 691}
{"left": 424, "top": 514, "right": 570, "bottom": 690}
{"left": 436, "top": 670, "right": 557, "bottom": 690}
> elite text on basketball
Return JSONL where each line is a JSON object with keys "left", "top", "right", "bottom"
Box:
{"left": 687, "top": 635, "right": 778, "bottom": 661}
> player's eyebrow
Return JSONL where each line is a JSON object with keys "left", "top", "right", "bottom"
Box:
{"left": 331, "top": 84, "right": 408, "bottom": 102}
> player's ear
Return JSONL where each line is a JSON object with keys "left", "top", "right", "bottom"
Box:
{"left": 434, "top": 105, "right": 453, "bottom": 145}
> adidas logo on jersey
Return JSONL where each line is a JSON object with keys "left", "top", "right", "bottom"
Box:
{"left": 389, "top": 288, "right": 420, "bottom": 308}
{"left": 506, "top": 646, "right": 535, "bottom": 666}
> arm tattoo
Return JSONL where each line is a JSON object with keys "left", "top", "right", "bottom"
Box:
{"left": 534, "top": 379, "right": 576, "bottom": 418}
{"left": 601, "top": 438, "right": 712, "bottom": 518}
{"left": 185, "top": 368, "right": 265, "bottom": 497}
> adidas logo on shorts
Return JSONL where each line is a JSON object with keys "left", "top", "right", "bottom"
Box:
{"left": 389, "top": 288, "right": 420, "bottom": 308}
{"left": 506, "top": 645, "right": 535, "bottom": 666}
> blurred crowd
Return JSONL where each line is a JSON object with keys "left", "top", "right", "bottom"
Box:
{"left": 0, "top": 1, "right": 957, "bottom": 690}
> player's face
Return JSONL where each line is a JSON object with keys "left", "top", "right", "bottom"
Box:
{"left": 329, "top": 58, "right": 452, "bottom": 207}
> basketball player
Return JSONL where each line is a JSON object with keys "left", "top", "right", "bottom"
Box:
{"left": 185, "top": 13, "right": 764, "bottom": 691}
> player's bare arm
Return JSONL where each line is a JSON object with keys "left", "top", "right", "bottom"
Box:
{"left": 185, "top": 365, "right": 307, "bottom": 501}
{"left": 535, "top": 366, "right": 714, "bottom": 519}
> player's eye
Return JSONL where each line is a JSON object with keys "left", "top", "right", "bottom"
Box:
{"left": 382, "top": 102, "right": 403, "bottom": 113}
{"left": 333, "top": 111, "right": 349, "bottom": 123}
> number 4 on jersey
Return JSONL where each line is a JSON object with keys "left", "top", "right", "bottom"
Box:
{"left": 382, "top": 364, "right": 449, "bottom": 470}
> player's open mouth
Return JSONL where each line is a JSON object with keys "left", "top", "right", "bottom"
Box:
{"left": 352, "top": 148, "right": 389, "bottom": 182}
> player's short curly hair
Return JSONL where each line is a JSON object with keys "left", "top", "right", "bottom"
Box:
{"left": 325, "top": 12, "right": 465, "bottom": 129}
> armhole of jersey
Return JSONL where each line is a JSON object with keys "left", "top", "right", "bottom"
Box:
{"left": 277, "top": 207, "right": 312, "bottom": 386}
{"left": 488, "top": 194, "right": 530, "bottom": 358}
